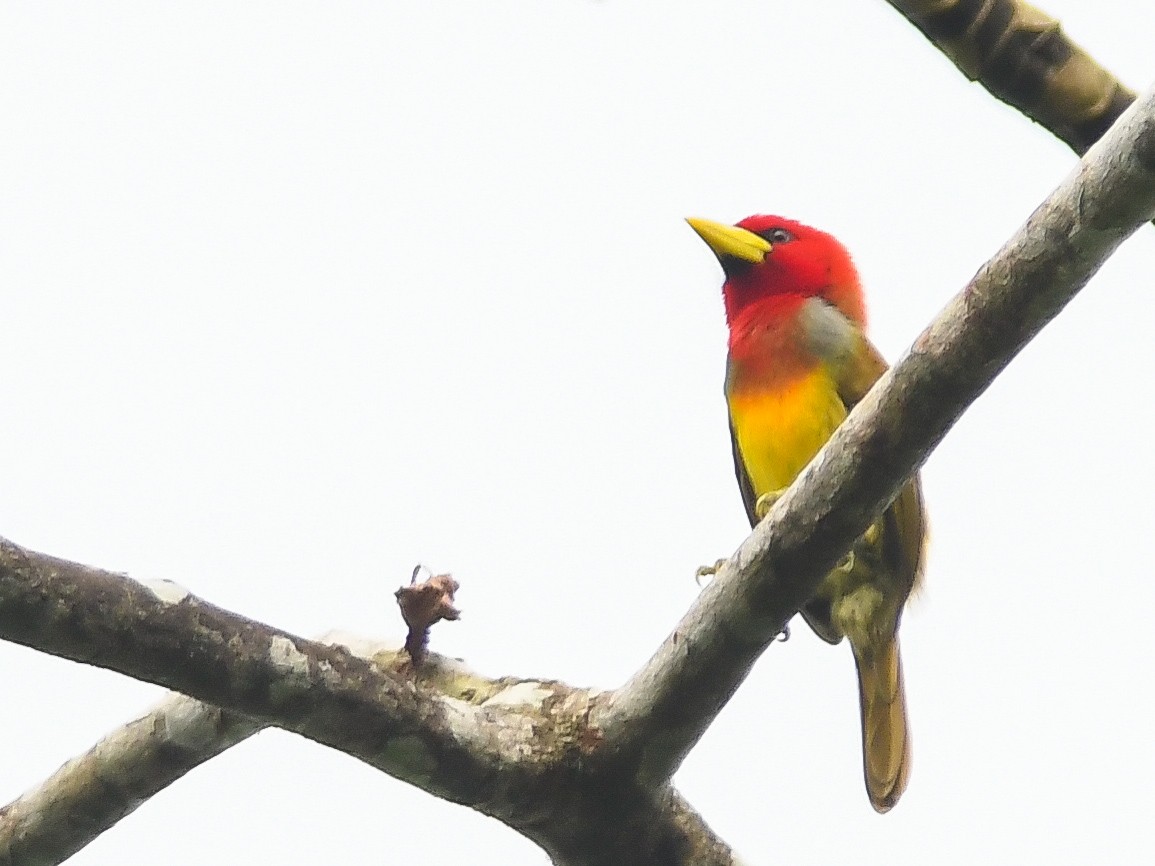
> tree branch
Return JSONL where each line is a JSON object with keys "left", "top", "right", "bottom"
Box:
{"left": 883, "top": 0, "right": 1136, "bottom": 155}
{"left": 0, "top": 633, "right": 423, "bottom": 866}
{"left": 593, "top": 80, "right": 1155, "bottom": 778}
{"left": 0, "top": 542, "right": 733, "bottom": 866}
{"left": 0, "top": 692, "right": 259, "bottom": 866}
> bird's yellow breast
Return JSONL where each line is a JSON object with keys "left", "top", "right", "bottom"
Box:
{"left": 729, "top": 368, "right": 847, "bottom": 495}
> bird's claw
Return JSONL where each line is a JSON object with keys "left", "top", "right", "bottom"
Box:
{"left": 836, "top": 549, "right": 856, "bottom": 574}
{"left": 754, "top": 488, "right": 787, "bottom": 521}
{"left": 776, "top": 623, "right": 791, "bottom": 642}
{"left": 695, "top": 558, "right": 728, "bottom": 586}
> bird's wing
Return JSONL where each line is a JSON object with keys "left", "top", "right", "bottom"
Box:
{"left": 729, "top": 415, "right": 760, "bottom": 528}
{"left": 834, "top": 334, "right": 927, "bottom": 593}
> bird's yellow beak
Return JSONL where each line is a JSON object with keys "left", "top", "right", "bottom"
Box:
{"left": 686, "top": 217, "right": 772, "bottom": 264}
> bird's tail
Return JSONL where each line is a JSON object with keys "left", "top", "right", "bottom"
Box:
{"left": 852, "top": 634, "right": 911, "bottom": 813}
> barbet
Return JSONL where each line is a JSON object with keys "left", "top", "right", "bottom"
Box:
{"left": 689, "top": 215, "right": 927, "bottom": 812}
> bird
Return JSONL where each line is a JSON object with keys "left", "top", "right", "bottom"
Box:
{"left": 688, "top": 214, "right": 927, "bottom": 813}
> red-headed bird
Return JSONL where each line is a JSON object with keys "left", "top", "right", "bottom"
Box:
{"left": 688, "top": 214, "right": 927, "bottom": 812}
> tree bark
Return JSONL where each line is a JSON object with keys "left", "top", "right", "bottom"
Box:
{"left": 884, "top": 0, "right": 1136, "bottom": 155}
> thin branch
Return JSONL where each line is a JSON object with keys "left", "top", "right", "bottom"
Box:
{"left": 0, "top": 633, "right": 410, "bottom": 866}
{"left": 0, "top": 693, "right": 259, "bottom": 866}
{"left": 884, "top": 0, "right": 1136, "bottom": 155}
{"left": 593, "top": 81, "right": 1155, "bottom": 778}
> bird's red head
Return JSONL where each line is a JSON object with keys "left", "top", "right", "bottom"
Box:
{"left": 687, "top": 214, "right": 866, "bottom": 331}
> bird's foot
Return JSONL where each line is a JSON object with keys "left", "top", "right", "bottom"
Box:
{"left": 837, "top": 521, "right": 881, "bottom": 574}
{"left": 776, "top": 623, "right": 791, "bottom": 642}
{"left": 695, "top": 558, "right": 728, "bottom": 586}
{"left": 754, "top": 487, "right": 788, "bottom": 521}
{"left": 835, "top": 549, "right": 856, "bottom": 574}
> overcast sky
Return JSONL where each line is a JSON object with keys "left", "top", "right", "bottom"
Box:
{"left": 3, "top": 2, "right": 1154, "bottom": 863}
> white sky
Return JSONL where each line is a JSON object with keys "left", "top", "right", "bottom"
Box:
{"left": 3, "top": 2, "right": 1154, "bottom": 863}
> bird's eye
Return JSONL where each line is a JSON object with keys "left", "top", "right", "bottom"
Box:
{"left": 760, "top": 227, "right": 794, "bottom": 244}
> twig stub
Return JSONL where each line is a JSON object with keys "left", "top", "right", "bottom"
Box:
{"left": 395, "top": 566, "right": 460, "bottom": 664}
